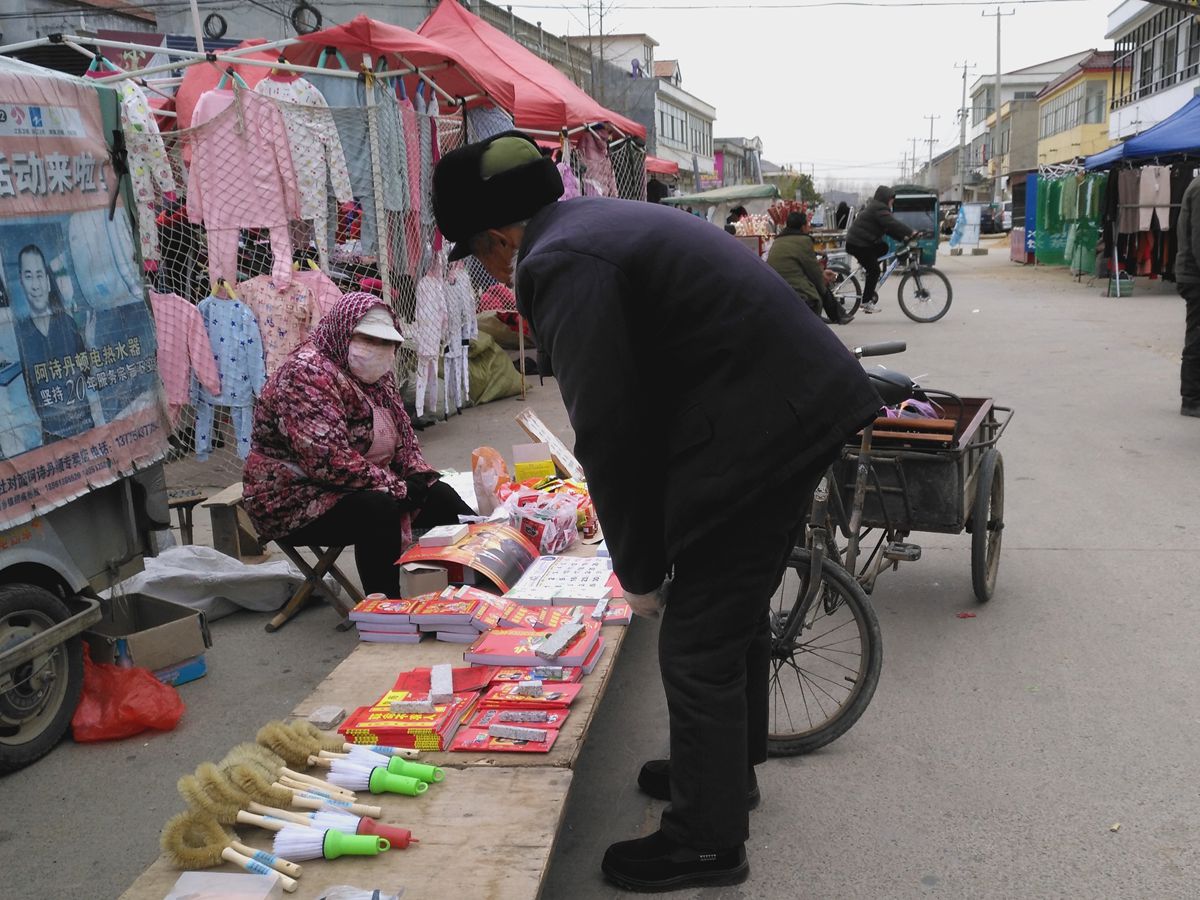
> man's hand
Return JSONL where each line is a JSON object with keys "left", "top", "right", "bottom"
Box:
{"left": 823, "top": 269, "right": 838, "bottom": 284}
{"left": 625, "top": 580, "right": 669, "bottom": 619}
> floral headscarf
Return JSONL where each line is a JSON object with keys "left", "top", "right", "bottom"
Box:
{"left": 310, "top": 291, "right": 404, "bottom": 402}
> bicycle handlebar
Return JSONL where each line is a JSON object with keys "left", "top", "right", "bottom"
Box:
{"left": 854, "top": 341, "right": 907, "bottom": 358}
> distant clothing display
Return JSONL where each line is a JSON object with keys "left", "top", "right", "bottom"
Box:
{"left": 1139, "top": 165, "right": 1171, "bottom": 232}
{"left": 465, "top": 103, "right": 514, "bottom": 143}
{"left": 187, "top": 87, "right": 300, "bottom": 286}
{"left": 443, "top": 267, "right": 476, "bottom": 413}
{"left": 148, "top": 289, "right": 221, "bottom": 422}
{"left": 1117, "top": 169, "right": 1140, "bottom": 235}
{"left": 118, "top": 80, "right": 177, "bottom": 263}
{"left": 577, "top": 128, "right": 618, "bottom": 198}
{"left": 308, "top": 73, "right": 409, "bottom": 258}
{"left": 414, "top": 273, "right": 447, "bottom": 418}
{"left": 237, "top": 274, "right": 322, "bottom": 374}
{"left": 255, "top": 74, "right": 354, "bottom": 268}
{"left": 195, "top": 294, "right": 266, "bottom": 408}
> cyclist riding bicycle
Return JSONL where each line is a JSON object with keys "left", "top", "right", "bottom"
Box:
{"left": 845, "top": 185, "right": 916, "bottom": 314}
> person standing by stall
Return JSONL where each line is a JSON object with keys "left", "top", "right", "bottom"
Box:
{"left": 845, "top": 185, "right": 915, "bottom": 314}
{"left": 1173, "top": 172, "right": 1200, "bottom": 417}
{"left": 433, "top": 132, "right": 881, "bottom": 893}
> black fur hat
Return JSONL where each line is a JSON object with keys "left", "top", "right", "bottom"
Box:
{"left": 433, "top": 131, "right": 565, "bottom": 261}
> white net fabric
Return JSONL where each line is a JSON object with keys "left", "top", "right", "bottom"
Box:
{"left": 116, "top": 71, "right": 643, "bottom": 498}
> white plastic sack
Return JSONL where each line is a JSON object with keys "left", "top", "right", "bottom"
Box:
{"left": 114, "top": 545, "right": 341, "bottom": 621}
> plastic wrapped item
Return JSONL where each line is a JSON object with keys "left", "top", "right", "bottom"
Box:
{"left": 504, "top": 487, "right": 579, "bottom": 554}
{"left": 318, "top": 888, "right": 404, "bottom": 900}
{"left": 471, "top": 446, "right": 511, "bottom": 516}
{"left": 70, "top": 644, "right": 185, "bottom": 742}
{"left": 164, "top": 871, "right": 284, "bottom": 900}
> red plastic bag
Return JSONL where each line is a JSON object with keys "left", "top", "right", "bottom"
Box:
{"left": 71, "top": 644, "right": 185, "bottom": 742}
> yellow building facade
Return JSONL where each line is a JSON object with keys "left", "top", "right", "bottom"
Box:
{"left": 1036, "top": 51, "right": 1120, "bottom": 165}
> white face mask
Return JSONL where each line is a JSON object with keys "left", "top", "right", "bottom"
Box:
{"left": 347, "top": 337, "right": 397, "bottom": 384}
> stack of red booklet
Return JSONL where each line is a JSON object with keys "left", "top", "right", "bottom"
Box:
{"left": 339, "top": 666, "right": 495, "bottom": 750}
{"left": 347, "top": 596, "right": 425, "bottom": 643}
{"left": 450, "top": 679, "right": 582, "bottom": 753}
{"left": 462, "top": 619, "right": 602, "bottom": 668}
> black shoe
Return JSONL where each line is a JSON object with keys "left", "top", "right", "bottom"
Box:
{"left": 1182, "top": 403, "right": 1200, "bottom": 418}
{"left": 637, "top": 759, "right": 760, "bottom": 809}
{"left": 601, "top": 829, "right": 749, "bottom": 892}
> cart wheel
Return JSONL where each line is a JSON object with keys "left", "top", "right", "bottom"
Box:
{"left": 970, "top": 449, "right": 1004, "bottom": 602}
{"left": 0, "top": 584, "right": 85, "bottom": 774}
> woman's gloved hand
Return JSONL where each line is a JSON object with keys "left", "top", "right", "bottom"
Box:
{"left": 625, "top": 580, "right": 669, "bottom": 619}
{"left": 403, "top": 474, "right": 431, "bottom": 507}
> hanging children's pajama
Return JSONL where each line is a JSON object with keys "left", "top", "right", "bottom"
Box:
{"left": 187, "top": 87, "right": 300, "bottom": 287}
{"left": 414, "top": 273, "right": 447, "bottom": 419}
{"left": 255, "top": 75, "right": 354, "bottom": 270}
{"left": 195, "top": 294, "right": 267, "bottom": 459}
{"left": 118, "top": 81, "right": 177, "bottom": 264}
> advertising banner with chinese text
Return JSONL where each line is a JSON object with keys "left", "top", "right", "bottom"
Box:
{"left": 0, "top": 65, "right": 167, "bottom": 530}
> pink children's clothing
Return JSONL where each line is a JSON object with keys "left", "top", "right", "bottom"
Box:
{"left": 148, "top": 289, "right": 221, "bottom": 422}
{"left": 186, "top": 87, "right": 300, "bottom": 286}
{"left": 291, "top": 267, "right": 344, "bottom": 321}
{"left": 254, "top": 75, "right": 354, "bottom": 269}
{"left": 237, "top": 274, "right": 322, "bottom": 374}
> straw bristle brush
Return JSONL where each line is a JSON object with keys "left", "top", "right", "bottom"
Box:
{"left": 272, "top": 825, "right": 390, "bottom": 861}
{"left": 327, "top": 759, "right": 427, "bottom": 796}
{"left": 160, "top": 810, "right": 301, "bottom": 890}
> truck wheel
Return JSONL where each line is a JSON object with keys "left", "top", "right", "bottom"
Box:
{"left": 0, "top": 584, "right": 85, "bottom": 773}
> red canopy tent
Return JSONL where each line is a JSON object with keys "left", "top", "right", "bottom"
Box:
{"left": 288, "top": 14, "right": 513, "bottom": 111}
{"left": 646, "top": 156, "right": 680, "bottom": 176}
{"left": 417, "top": 0, "right": 646, "bottom": 139}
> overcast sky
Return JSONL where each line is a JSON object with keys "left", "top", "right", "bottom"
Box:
{"left": 509, "top": 0, "right": 1118, "bottom": 187}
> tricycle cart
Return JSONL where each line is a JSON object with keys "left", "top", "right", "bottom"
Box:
{"left": 830, "top": 394, "right": 1014, "bottom": 602}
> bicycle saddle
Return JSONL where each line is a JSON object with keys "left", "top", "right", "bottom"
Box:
{"left": 866, "top": 366, "right": 928, "bottom": 406}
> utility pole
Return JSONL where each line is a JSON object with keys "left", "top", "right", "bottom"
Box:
{"left": 598, "top": 0, "right": 606, "bottom": 104}
{"left": 909, "top": 136, "right": 920, "bottom": 181}
{"left": 955, "top": 60, "right": 976, "bottom": 203}
{"left": 923, "top": 114, "right": 940, "bottom": 188}
{"left": 983, "top": 7, "right": 1015, "bottom": 204}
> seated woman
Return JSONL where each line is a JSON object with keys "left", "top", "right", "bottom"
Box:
{"left": 243, "top": 292, "right": 473, "bottom": 596}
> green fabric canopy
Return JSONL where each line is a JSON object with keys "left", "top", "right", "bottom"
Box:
{"left": 660, "top": 184, "right": 780, "bottom": 206}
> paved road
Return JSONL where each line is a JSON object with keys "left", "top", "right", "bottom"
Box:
{"left": 3, "top": 241, "right": 1197, "bottom": 898}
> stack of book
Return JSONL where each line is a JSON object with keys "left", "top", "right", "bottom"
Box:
{"left": 339, "top": 667, "right": 494, "bottom": 751}
{"left": 462, "top": 619, "right": 602, "bottom": 669}
{"left": 450, "top": 678, "right": 583, "bottom": 753}
{"left": 347, "top": 596, "right": 425, "bottom": 643}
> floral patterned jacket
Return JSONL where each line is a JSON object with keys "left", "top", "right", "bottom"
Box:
{"left": 242, "top": 293, "right": 431, "bottom": 542}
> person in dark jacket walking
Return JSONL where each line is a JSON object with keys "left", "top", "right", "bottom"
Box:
{"left": 845, "top": 184, "right": 916, "bottom": 313}
{"left": 1173, "top": 172, "right": 1200, "bottom": 417}
{"left": 766, "top": 211, "right": 842, "bottom": 321}
{"left": 433, "top": 132, "right": 881, "bottom": 892}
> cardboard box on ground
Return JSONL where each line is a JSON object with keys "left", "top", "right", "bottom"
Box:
{"left": 85, "top": 594, "right": 212, "bottom": 686}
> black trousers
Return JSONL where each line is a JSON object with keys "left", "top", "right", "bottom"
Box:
{"left": 281, "top": 482, "right": 474, "bottom": 596}
{"left": 847, "top": 240, "right": 888, "bottom": 305}
{"left": 658, "top": 463, "right": 825, "bottom": 849}
{"left": 1180, "top": 283, "right": 1200, "bottom": 406}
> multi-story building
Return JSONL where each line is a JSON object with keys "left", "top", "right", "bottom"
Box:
{"left": 1036, "top": 50, "right": 1119, "bottom": 164}
{"left": 713, "top": 136, "right": 763, "bottom": 186}
{"left": 964, "top": 51, "right": 1091, "bottom": 199}
{"left": 1107, "top": 0, "right": 1200, "bottom": 140}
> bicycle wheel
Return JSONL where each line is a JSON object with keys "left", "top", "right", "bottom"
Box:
{"left": 897, "top": 266, "right": 952, "bottom": 322}
{"left": 767, "top": 548, "right": 882, "bottom": 756}
{"left": 831, "top": 273, "right": 862, "bottom": 320}
{"left": 970, "top": 449, "right": 1004, "bottom": 602}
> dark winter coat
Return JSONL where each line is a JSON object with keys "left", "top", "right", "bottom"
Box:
{"left": 514, "top": 198, "right": 882, "bottom": 593}
{"left": 1174, "top": 174, "right": 1200, "bottom": 284}
{"left": 766, "top": 228, "right": 827, "bottom": 311}
{"left": 845, "top": 197, "right": 914, "bottom": 247}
